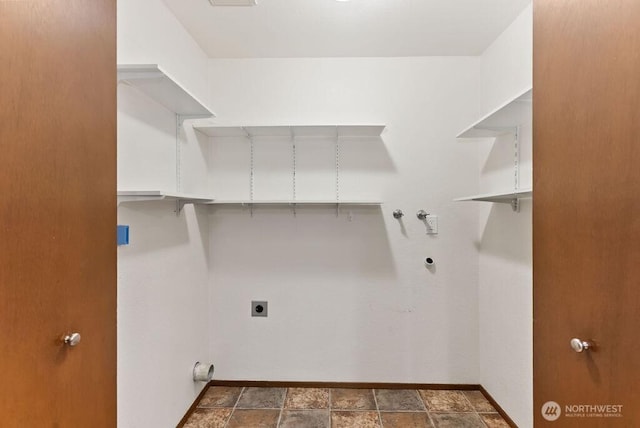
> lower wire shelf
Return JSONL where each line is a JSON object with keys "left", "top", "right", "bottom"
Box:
{"left": 117, "top": 190, "right": 215, "bottom": 213}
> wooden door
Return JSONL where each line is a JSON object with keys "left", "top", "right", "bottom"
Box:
{"left": 0, "top": 1, "right": 116, "bottom": 426}
{"left": 533, "top": 0, "right": 640, "bottom": 426}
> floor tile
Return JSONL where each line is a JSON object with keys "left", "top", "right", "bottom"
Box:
{"left": 375, "top": 389, "right": 425, "bottom": 411}
{"left": 225, "top": 409, "right": 280, "bottom": 428}
{"left": 379, "top": 412, "right": 433, "bottom": 428}
{"left": 183, "top": 408, "right": 232, "bottom": 428}
{"left": 430, "top": 413, "right": 486, "bottom": 428}
{"left": 480, "top": 413, "right": 511, "bottom": 428}
{"left": 463, "top": 391, "right": 496, "bottom": 413}
{"left": 284, "top": 388, "right": 330, "bottom": 409}
{"left": 236, "top": 387, "right": 286, "bottom": 409}
{"left": 187, "top": 386, "right": 513, "bottom": 428}
{"left": 198, "top": 386, "right": 243, "bottom": 408}
{"left": 419, "top": 390, "right": 474, "bottom": 412}
{"left": 331, "top": 389, "right": 377, "bottom": 410}
{"left": 279, "top": 410, "right": 330, "bottom": 428}
{"left": 331, "top": 411, "right": 381, "bottom": 428}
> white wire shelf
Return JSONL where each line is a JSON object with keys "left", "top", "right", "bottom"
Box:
{"left": 117, "top": 190, "right": 215, "bottom": 212}
{"left": 454, "top": 188, "right": 532, "bottom": 212}
{"left": 457, "top": 88, "right": 532, "bottom": 138}
{"left": 193, "top": 125, "right": 385, "bottom": 138}
{"left": 117, "top": 64, "right": 215, "bottom": 119}
{"left": 206, "top": 200, "right": 382, "bottom": 206}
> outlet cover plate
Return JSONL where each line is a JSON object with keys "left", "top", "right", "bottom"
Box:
{"left": 251, "top": 301, "right": 268, "bottom": 317}
{"left": 426, "top": 215, "right": 438, "bottom": 234}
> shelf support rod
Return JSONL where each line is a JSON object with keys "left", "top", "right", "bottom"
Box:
{"left": 249, "top": 133, "right": 254, "bottom": 218}
{"left": 511, "top": 125, "right": 521, "bottom": 213}
{"left": 174, "top": 197, "right": 201, "bottom": 215}
{"left": 335, "top": 128, "right": 340, "bottom": 217}
{"left": 175, "top": 199, "right": 186, "bottom": 215}
{"left": 176, "top": 114, "right": 182, "bottom": 195}
{"left": 514, "top": 125, "right": 521, "bottom": 192}
{"left": 291, "top": 127, "right": 297, "bottom": 217}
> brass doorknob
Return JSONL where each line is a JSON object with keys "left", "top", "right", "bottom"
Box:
{"left": 570, "top": 338, "right": 592, "bottom": 353}
{"left": 64, "top": 332, "right": 81, "bottom": 347}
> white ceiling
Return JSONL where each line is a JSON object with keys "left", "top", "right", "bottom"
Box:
{"left": 162, "top": 0, "right": 531, "bottom": 58}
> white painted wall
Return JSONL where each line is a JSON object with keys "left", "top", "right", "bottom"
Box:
{"left": 477, "top": 4, "right": 533, "bottom": 428}
{"left": 117, "top": 0, "right": 212, "bottom": 426}
{"left": 479, "top": 4, "right": 533, "bottom": 116}
{"left": 205, "top": 57, "right": 483, "bottom": 384}
{"left": 117, "top": 0, "right": 209, "bottom": 104}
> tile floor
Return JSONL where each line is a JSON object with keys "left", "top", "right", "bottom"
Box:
{"left": 183, "top": 386, "right": 512, "bottom": 428}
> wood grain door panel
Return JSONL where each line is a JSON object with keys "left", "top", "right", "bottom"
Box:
{"left": 533, "top": 0, "right": 640, "bottom": 426}
{"left": 0, "top": 1, "right": 116, "bottom": 426}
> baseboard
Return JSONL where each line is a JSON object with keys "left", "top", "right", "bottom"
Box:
{"left": 479, "top": 385, "right": 518, "bottom": 428}
{"left": 177, "top": 380, "right": 517, "bottom": 428}
{"left": 209, "top": 379, "right": 481, "bottom": 390}
{"left": 176, "top": 384, "right": 211, "bottom": 428}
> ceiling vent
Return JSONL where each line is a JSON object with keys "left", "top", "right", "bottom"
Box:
{"left": 208, "top": 0, "right": 257, "bottom": 6}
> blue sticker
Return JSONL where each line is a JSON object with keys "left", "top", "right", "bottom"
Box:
{"left": 117, "top": 225, "right": 129, "bottom": 246}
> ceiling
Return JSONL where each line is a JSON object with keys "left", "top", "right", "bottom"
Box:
{"left": 162, "top": 0, "right": 531, "bottom": 58}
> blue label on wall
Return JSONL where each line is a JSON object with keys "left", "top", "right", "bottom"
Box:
{"left": 117, "top": 225, "right": 129, "bottom": 246}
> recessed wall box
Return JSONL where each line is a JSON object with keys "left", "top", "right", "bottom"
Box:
{"left": 251, "top": 301, "right": 268, "bottom": 317}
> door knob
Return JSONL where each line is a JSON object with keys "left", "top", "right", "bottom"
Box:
{"left": 417, "top": 210, "right": 428, "bottom": 220}
{"left": 64, "top": 332, "right": 81, "bottom": 347}
{"left": 570, "top": 338, "right": 592, "bottom": 353}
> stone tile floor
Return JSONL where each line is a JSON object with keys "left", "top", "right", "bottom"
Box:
{"left": 183, "top": 386, "right": 511, "bottom": 427}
